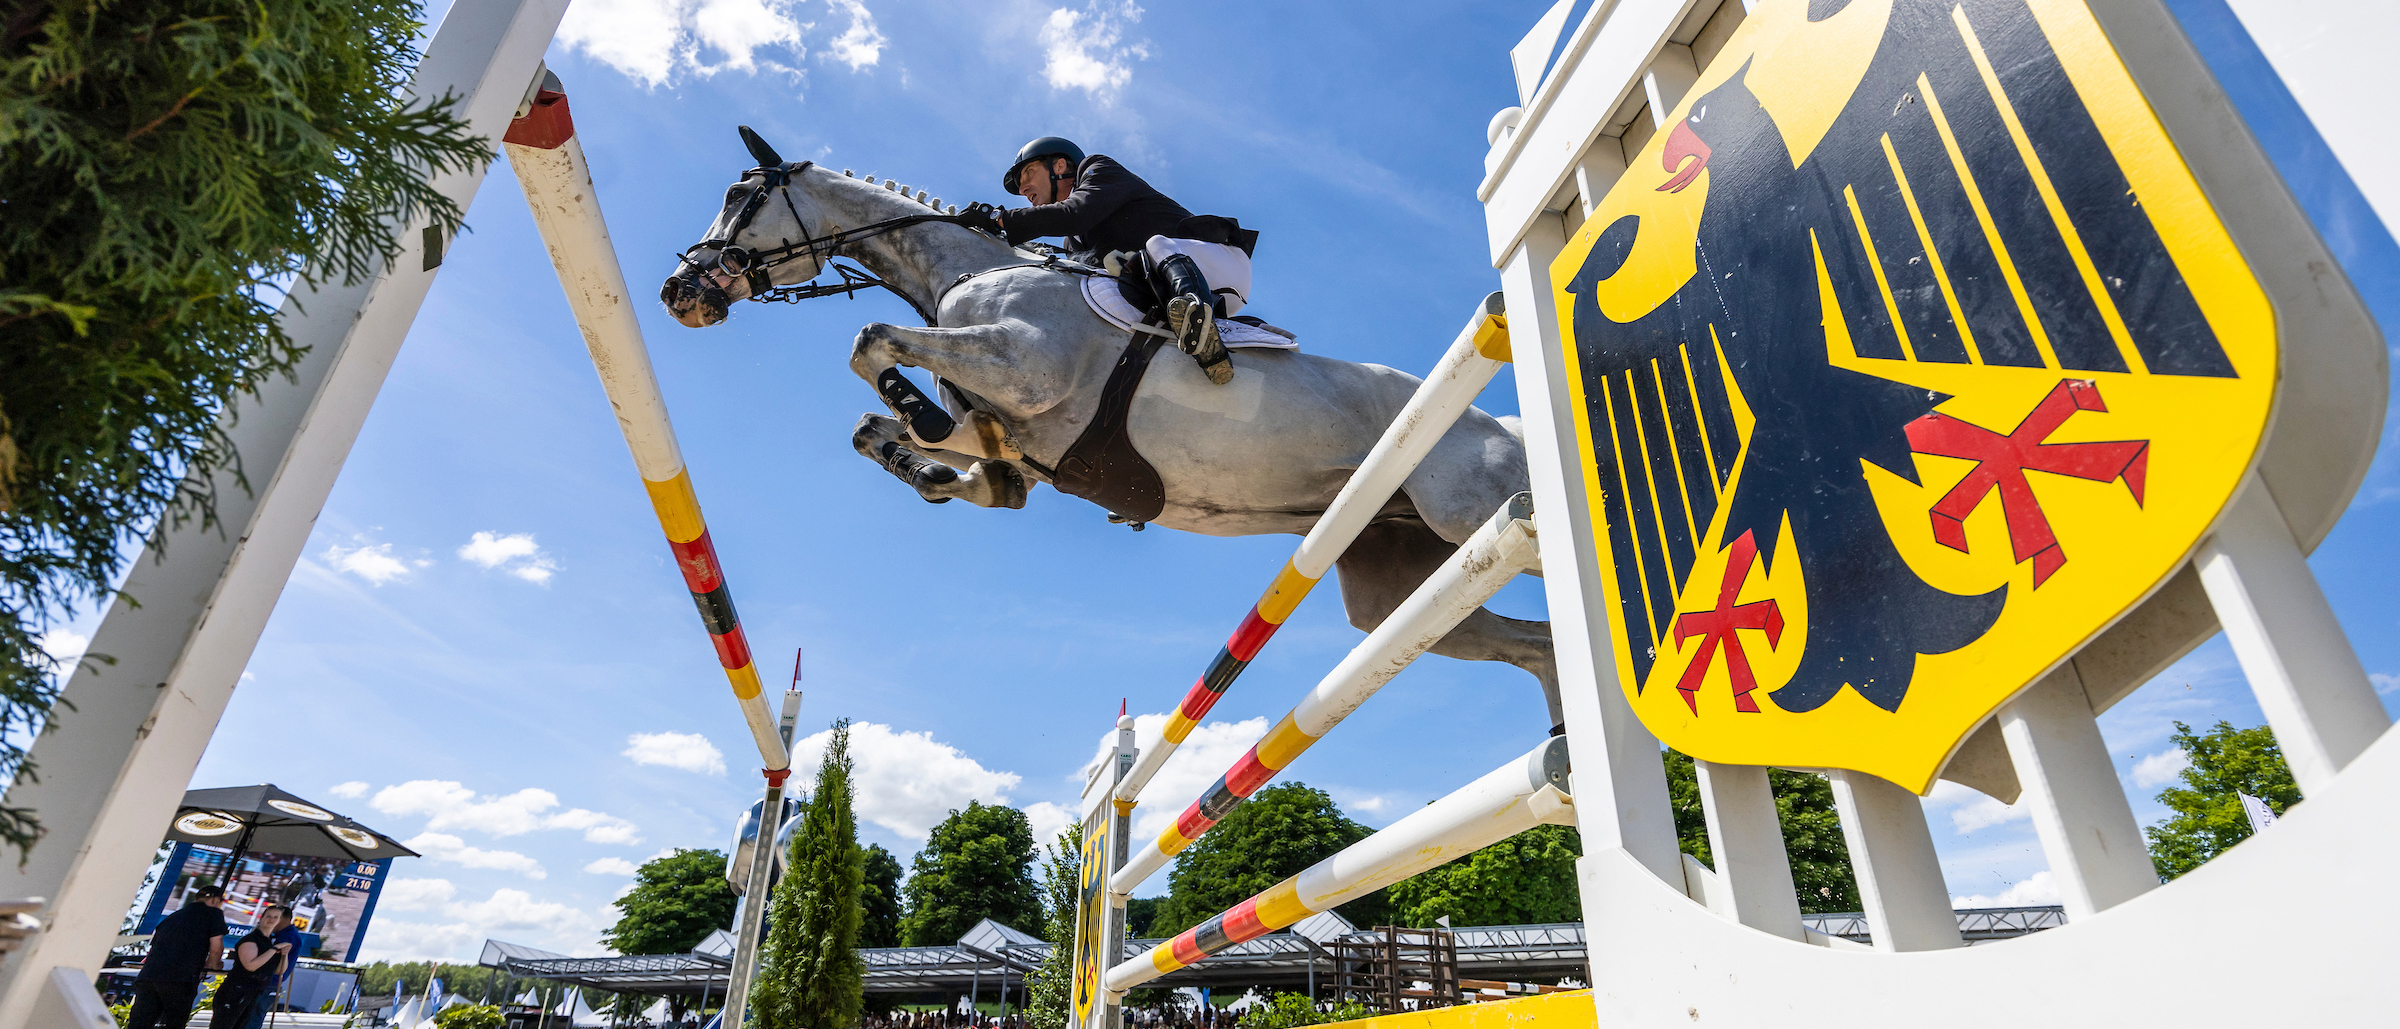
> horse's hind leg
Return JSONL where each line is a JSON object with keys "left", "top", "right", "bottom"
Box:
{"left": 851, "top": 413, "right": 1028, "bottom": 509}
{"left": 1333, "top": 518, "right": 1564, "bottom": 731}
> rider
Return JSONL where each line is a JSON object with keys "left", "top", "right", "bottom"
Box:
{"left": 958, "top": 137, "right": 1255, "bottom": 382}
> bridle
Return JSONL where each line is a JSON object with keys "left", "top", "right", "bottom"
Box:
{"left": 673, "top": 159, "right": 967, "bottom": 320}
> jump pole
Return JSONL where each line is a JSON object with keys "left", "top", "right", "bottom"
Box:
{"left": 1110, "top": 493, "right": 1538, "bottom": 899}
{"left": 1102, "top": 736, "right": 1574, "bottom": 995}
{"left": 500, "top": 74, "right": 792, "bottom": 1026}
{"left": 1111, "top": 295, "right": 1515, "bottom": 807}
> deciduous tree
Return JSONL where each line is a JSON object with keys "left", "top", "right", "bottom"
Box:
{"left": 1151, "top": 783, "right": 1386, "bottom": 937}
{"left": 1026, "top": 829, "right": 1078, "bottom": 1029}
{"left": 861, "top": 843, "right": 904, "bottom": 948}
{"left": 1388, "top": 824, "right": 1580, "bottom": 927}
{"left": 2145, "top": 720, "right": 2300, "bottom": 880}
{"left": 753, "top": 719, "right": 866, "bottom": 1029}
{"left": 603, "top": 849, "right": 737, "bottom": 955}
{"left": 0, "top": 0, "right": 482, "bottom": 857}
{"left": 901, "top": 801, "right": 1042, "bottom": 944}
{"left": 1662, "top": 750, "right": 1858, "bottom": 913}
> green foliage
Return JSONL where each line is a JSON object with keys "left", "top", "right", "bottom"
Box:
{"left": 900, "top": 801, "right": 1042, "bottom": 945}
{"left": 1152, "top": 783, "right": 1386, "bottom": 937}
{"left": 432, "top": 1004, "right": 504, "bottom": 1029}
{"left": 351, "top": 962, "right": 510, "bottom": 1002}
{"left": 1234, "top": 992, "right": 1376, "bottom": 1029}
{"left": 604, "top": 848, "right": 738, "bottom": 955}
{"left": 1025, "top": 829, "right": 1079, "bottom": 1029}
{"left": 1661, "top": 750, "right": 1859, "bottom": 913}
{"left": 1122, "top": 896, "right": 1159, "bottom": 938}
{"left": 2145, "top": 720, "right": 2301, "bottom": 880}
{"left": 753, "top": 719, "right": 866, "bottom": 1029}
{"left": 109, "top": 1001, "right": 129, "bottom": 1027}
{"left": 861, "top": 843, "right": 904, "bottom": 948}
{"left": 0, "top": 0, "right": 486, "bottom": 858}
{"left": 1388, "top": 824, "right": 1581, "bottom": 927}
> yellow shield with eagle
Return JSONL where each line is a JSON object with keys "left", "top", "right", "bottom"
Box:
{"left": 1550, "top": 0, "right": 2275, "bottom": 792}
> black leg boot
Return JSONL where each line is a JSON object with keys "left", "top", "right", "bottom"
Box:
{"left": 1156, "top": 254, "right": 1233, "bottom": 385}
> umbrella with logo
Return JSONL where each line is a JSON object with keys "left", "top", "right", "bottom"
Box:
{"left": 166, "top": 784, "right": 419, "bottom": 870}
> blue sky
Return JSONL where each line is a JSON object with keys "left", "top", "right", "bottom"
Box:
{"left": 47, "top": 0, "right": 2400, "bottom": 961}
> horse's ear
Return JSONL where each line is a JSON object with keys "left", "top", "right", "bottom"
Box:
{"left": 737, "top": 125, "right": 784, "bottom": 168}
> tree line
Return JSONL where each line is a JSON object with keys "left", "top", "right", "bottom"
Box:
{"left": 358, "top": 718, "right": 2291, "bottom": 1025}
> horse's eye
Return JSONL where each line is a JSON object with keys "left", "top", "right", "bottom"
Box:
{"left": 725, "top": 188, "right": 744, "bottom": 203}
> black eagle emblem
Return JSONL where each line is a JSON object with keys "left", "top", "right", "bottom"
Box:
{"left": 1566, "top": 0, "right": 2235, "bottom": 715}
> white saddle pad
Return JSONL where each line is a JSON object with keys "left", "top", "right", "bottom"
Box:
{"left": 1081, "top": 275, "right": 1299, "bottom": 350}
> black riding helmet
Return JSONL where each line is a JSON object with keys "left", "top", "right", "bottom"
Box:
{"left": 1003, "top": 135, "right": 1085, "bottom": 194}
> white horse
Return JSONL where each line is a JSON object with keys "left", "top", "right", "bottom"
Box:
{"left": 661, "top": 131, "right": 1561, "bottom": 727}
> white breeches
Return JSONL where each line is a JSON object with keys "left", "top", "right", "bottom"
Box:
{"left": 1146, "top": 236, "right": 1253, "bottom": 316}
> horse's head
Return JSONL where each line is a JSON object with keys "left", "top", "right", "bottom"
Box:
{"left": 661, "top": 126, "right": 831, "bottom": 328}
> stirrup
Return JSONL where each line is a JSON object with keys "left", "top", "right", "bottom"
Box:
{"left": 1169, "top": 294, "right": 1233, "bottom": 385}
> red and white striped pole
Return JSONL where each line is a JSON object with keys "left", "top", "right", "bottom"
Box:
{"left": 1111, "top": 295, "right": 1513, "bottom": 807}
{"left": 502, "top": 71, "right": 790, "bottom": 1027}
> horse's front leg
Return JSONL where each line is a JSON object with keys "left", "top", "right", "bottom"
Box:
{"left": 851, "top": 413, "right": 1029, "bottom": 509}
{"left": 849, "top": 322, "right": 1071, "bottom": 442}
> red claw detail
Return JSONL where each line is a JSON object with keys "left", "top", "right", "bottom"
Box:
{"left": 1671, "top": 531, "right": 1783, "bottom": 714}
{"left": 1658, "top": 120, "right": 1712, "bottom": 193}
{"left": 1905, "top": 379, "right": 2151, "bottom": 588}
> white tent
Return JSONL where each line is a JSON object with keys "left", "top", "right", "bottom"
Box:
{"left": 643, "top": 997, "right": 669, "bottom": 1023}
{"left": 389, "top": 995, "right": 421, "bottom": 1028}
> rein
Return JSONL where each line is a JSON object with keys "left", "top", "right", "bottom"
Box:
{"left": 675, "top": 158, "right": 967, "bottom": 322}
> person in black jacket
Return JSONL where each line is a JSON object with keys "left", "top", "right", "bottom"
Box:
{"left": 127, "top": 885, "right": 226, "bottom": 1029}
{"left": 213, "top": 905, "right": 294, "bottom": 1029}
{"left": 958, "top": 136, "right": 1254, "bottom": 384}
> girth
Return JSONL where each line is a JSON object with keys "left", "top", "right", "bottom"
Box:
{"left": 1050, "top": 333, "right": 1168, "bottom": 524}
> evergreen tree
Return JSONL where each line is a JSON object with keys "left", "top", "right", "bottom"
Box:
{"left": 753, "top": 719, "right": 866, "bottom": 1029}
{"left": 861, "top": 844, "right": 905, "bottom": 948}
{"left": 0, "top": 0, "right": 482, "bottom": 857}
{"left": 2145, "top": 720, "right": 2301, "bottom": 880}
{"left": 900, "top": 802, "right": 1042, "bottom": 945}
{"left": 1151, "top": 783, "right": 1386, "bottom": 937}
{"left": 1662, "top": 750, "right": 1859, "bottom": 913}
{"left": 1388, "top": 824, "right": 1581, "bottom": 927}
{"left": 1026, "top": 829, "right": 1079, "bottom": 1029}
{"left": 603, "top": 849, "right": 738, "bottom": 955}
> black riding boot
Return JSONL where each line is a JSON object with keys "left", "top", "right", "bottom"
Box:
{"left": 1156, "top": 254, "right": 1233, "bottom": 385}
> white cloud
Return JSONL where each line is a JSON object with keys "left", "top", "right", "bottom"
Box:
{"left": 1039, "top": 0, "right": 1148, "bottom": 100}
{"left": 585, "top": 857, "right": 640, "bottom": 876}
{"left": 2372, "top": 672, "right": 2400, "bottom": 696}
{"left": 326, "top": 781, "right": 370, "bottom": 800}
{"left": 2130, "top": 747, "right": 2192, "bottom": 789}
{"left": 1098, "top": 713, "right": 1269, "bottom": 842}
{"left": 789, "top": 722, "right": 1022, "bottom": 839}
{"left": 558, "top": 0, "right": 883, "bottom": 87}
{"left": 624, "top": 732, "right": 728, "bottom": 775}
{"left": 404, "top": 833, "right": 547, "bottom": 879}
{"left": 1926, "top": 779, "right": 2032, "bottom": 834}
{"left": 821, "top": 0, "right": 886, "bottom": 70}
{"left": 1952, "top": 869, "right": 2060, "bottom": 908}
{"left": 356, "top": 919, "right": 484, "bottom": 963}
{"left": 323, "top": 542, "right": 412, "bottom": 585}
{"left": 457, "top": 532, "right": 558, "bottom": 585}
{"left": 356, "top": 888, "right": 607, "bottom": 963}
{"left": 1023, "top": 801, "right": 1076, "bottom": 849}
{"left": 378, "top": 878, "right": 457, "bottom": 912}
{"left": 374, "top": 781, "right": 642, "bottom": 845}
{"left": 37, "top": 629, "right": 89, "bottom": 666}
{"left": 1347, "top": 795, "right": 1390, "bottom": 814}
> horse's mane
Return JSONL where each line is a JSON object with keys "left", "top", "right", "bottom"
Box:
{"left": 830, "top": 167, "right": 958, "bottom": 217}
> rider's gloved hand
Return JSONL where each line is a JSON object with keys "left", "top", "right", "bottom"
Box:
{"left": 955, "top": 202, "right": 1002, "bottom": 236}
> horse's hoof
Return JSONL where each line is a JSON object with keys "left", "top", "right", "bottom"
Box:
{"left": 977, "top": 461, "right": 1029, "bottom": 510}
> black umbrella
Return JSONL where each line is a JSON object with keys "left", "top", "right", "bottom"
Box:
{"left": 166, "top": 784, "right": 420, "bottom": 871}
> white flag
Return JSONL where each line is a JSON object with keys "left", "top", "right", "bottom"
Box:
{"left": 2238, "top": 792, "right": 2280, "bottom": 835}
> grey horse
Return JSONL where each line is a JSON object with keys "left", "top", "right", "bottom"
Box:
{"left": 660, "top": 137, "right": 1561, "bottom": 728}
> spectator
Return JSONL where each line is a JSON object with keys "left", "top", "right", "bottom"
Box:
{"left": 244, "top": 904, "right": 305, "bottom": 1028}
{"left": 212, "top": 904, "right": 293, "bottom": 1028}
{"left": 127, "top": 885, "right": 227, "bottom": 1029}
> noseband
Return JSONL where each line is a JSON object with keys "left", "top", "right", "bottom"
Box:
{"left": 675, "top": 160, "right": 970, "bottom": 321}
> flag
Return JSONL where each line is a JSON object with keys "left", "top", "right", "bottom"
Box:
{"left": 2238, "top": 792, "right": 2280, "bottom": 835}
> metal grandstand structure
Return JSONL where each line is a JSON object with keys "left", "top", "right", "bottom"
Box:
{"left": 479, "top": 910, "right": 2065, "bottom": 1004}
